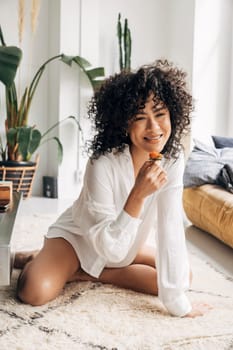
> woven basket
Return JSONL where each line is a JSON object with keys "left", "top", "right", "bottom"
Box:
{"left": 0, "top": 156, "right": 39, "bottom": 198}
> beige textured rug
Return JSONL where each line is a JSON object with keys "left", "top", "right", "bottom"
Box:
{"left": 0, "top": 213, "right": 233, "bottom": 350}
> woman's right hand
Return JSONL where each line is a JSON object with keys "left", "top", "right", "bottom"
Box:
{"left": 133, "top": 160, "right": 167, "bottom": 198}
{"left": 124, "top": 160, "right": 167, "bottom": 218}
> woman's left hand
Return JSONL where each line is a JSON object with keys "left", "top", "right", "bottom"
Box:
{"left": 183, "top": 302, "right": 213, "bottom": 318}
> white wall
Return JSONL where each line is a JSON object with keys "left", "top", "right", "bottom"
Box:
{"left": 164, "top": 0, "right": 195, "bottom": 87}
{"left": 55, "top": 0, "right": 82, "bottom": 199}
{"left": 192, "top": 0, "right": 233, "bottom": 142}
{"left": 96, "top": 0, "right": 168, "bottom": 75}
{"left": 96, "top": 0, "right": 195, "bottom": 79}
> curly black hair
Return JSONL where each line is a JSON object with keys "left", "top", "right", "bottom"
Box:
{"left": 87, "top": 59, "right": 193, "bottom": 160}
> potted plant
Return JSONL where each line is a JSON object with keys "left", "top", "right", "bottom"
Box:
{"left": 117, "top": 13, "right": 132, "bottom": 72}
{"left": 0, "top": 26, "right": 105, "bottom": 197}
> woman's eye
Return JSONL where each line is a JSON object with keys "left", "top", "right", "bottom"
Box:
{"left": 135, "top": 115, "right": 146, "bottom": 121}
{"left": 155, "top": 111, "right": 167, "bottom": 118}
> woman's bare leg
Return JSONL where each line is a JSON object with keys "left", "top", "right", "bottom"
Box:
{"left": 17, "top": 238, "right": 80, "bottom": 306}
{"left": 132, "top": 245, "right": 156, "bottom": 267}
{"left": 69, "top": 245, "right": 158, "bottom": 295}
{"left": 96, "top": 264, "right": 158, "bottom": 295}
{"left": 98, "top": 245, "right": 157, "bottom": 294}
{"left": 16, "top": 243, "right": 191, "bottom": 303}
{"left": 92, "top": 245, "right": 192, "bottom": 293}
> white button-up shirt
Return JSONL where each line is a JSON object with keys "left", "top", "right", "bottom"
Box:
{"left": 48, "top": 145, "right": 192, "bottom": 317}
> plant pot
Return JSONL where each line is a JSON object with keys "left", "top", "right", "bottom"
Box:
{"left": 0, "top": 156, "right": 39, "bottom": 198}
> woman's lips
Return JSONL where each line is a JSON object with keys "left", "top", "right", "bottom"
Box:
{"left": 144, "top": 134, "right": 162, "bottom": 143}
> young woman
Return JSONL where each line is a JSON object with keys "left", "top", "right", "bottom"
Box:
{"left": 16, "top": 60, "right": 211, "bottom": 317}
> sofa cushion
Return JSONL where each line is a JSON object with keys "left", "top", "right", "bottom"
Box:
{"left": 183, "top": 184, "right": 233, "bottom": 248}
{"left": 212, "top": 136, "right": 233, "bottom": 149}
{"left": 183, "top": 139, "right": 233, "bottom": 188}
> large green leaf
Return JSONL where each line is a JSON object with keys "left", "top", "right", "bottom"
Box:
{"left": 0, "top": 46, "right": 22, "bottom": 86}
{"left": 61, "top": 54, "right": 91, "bottom": 69}
{"left": 28, "top": 129, "right": 41, "bottom": 156}
{"left": 85, "top": 67, "right": 105, "bottom": 90}
{"left": 52, "top": 136, "right": 63, "bottom": 164}
{"left": 61, "top": 54, "right": 104, "bottom": 90}
{"left": 17, "top": 127, "right": 31, "bottom": 160}
{"left": 85, "top": 67, "right": 105, "bottom": 80}
{"left": 6, "top": 128, "right": 17, "bottom": 147}
{"left": 17, "top": 126, "right": 41, "bottom": 161}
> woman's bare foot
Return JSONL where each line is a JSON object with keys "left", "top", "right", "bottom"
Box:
{"left": 14, "top": 250, "right": 39, "bottom": 269}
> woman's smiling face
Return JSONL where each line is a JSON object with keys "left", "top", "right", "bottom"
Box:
{"left": 128, "top": 94, "right": 171, "bottom": 157}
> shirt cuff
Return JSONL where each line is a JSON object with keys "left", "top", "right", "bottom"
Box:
{"left": 116, "top": 209, "right": 142, "bottom": 230}
{"left": 164, "top": 293, "right": 192, "bottom": 317}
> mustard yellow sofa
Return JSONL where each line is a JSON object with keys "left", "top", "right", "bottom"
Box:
{"left": 183, "top": 184, "right": 233, "bottom": 249}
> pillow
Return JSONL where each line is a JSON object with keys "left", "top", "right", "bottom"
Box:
{"left": 183, "top": 139, "right": 233, "bottom": 188}
{"left": 190, "top": 134, "right": 215, "bottom": 148}
{"left": 212, "top": 135, "right": 233, "bottom": 149}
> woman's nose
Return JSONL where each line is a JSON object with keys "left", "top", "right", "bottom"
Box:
{"left": 146, "top": 117, "right": 160, "bottom": 130}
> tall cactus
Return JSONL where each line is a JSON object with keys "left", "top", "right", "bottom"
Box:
{"left": 117, "top": 13, "right": 132, "bottom": 72}
{"left": 117, "top": 13, "right": 123, "bottom": 71}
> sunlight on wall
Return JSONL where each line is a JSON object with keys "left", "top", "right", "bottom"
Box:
{"left": 192, "top": 0, "right": 233, "bottom": 142}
